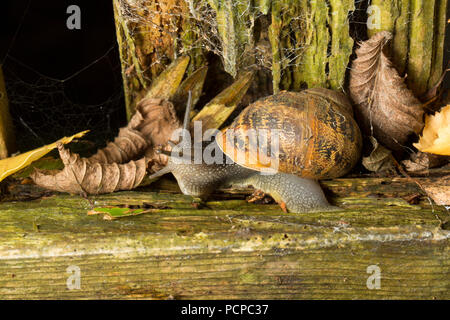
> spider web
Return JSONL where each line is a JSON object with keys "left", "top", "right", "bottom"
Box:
{"left": 114, "top": 0, "right": 375, "bottom": 95}
{"left": 114, "top": 0, "right": 307, "bottom": 90}
{"left": 4, "top": 50, "right": 125, "bottom": 153}
{"left": 2, "top": 0, "right": 126, "bottom": 154}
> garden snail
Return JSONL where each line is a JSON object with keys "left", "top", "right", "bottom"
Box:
{"left": 149, "top": 88, "right": 362, "bottom": 213}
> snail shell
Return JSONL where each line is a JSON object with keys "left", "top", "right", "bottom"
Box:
{"left": 216, "top": 89, "right": 362, "bottom": 179}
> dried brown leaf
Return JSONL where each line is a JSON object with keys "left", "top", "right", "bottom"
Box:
{"left": 88, "top": 98, "right": 180, "bottom": 165}
{"left": 171, "top": 66, "right": 208, "bottom": 113}
{"left": 421, "top": 65, "right": 449, "bottom": 102}
{"left": 362, "top": 137, "right": 394, "bottom": 172}
{"left": 31, "top": 144, "right": 149, "bottom": 195}
{"left": 402, "top": 151, "right": 449, "bottom": 173}
{"left": 31, "top": 99, "right": 181, "bottom": 194}
{"left": 349, "top": 31, "right": 424, "bottom": 151}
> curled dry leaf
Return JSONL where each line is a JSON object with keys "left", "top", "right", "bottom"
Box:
{"left": 361, "top": 136, "right": 394, "bottom": 172}
{"left": 138, "top": 98, "right": 182, "bottom": 173}
{"left": 88, "top": 98, "right": 180, "bottom": 165}
{"left": 32, "top": 99, "right": 181, "bottom": 194}
{"left": 31, "top": 57, "right": 192, "bottom": 195}
{"left": 414, "top": 105, "right": 450, "bottom": 156}
{"left": 31, "top": 56, "right": 253, "bottom": 195}
{"left": 349, "top": 31, "right": 424, "bottom": 151}
{"left": 402, "top": 151, "right": 449, "bottom": 173}
{"left": 31, "top": 143, "right": 149, "bottom": 195}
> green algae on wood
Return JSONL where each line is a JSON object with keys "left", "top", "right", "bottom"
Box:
{"left": 0, "top": 173, "right": 448, "bottom": 299}
{"left": 0, "top": 241, "right": 447, "bottom": 299}
{"left": 293, "top": 0, "right": 329, "bottom": 91}
{"left": 1, "top": 171, "right": 449, "bottom": 299}
{"left": 210, "top": 0, "right": 256, "bottom": 77}
{"left": 428, "top": 0, "right": 448, "bottom": 89}
{"left": 366, "top": 0, "right": 412, "bottom": 74}
{"left": 366, "top": 0, "right": 443, "bottom": 94}
{"left": 269, "top": 0, "right": 354, "bottom": 92}
{"left": 407, "top": 0, "right": 436, "bottom": 96}
{"left": 327, "top": 0, "right": 355, "bottom": 90}
{"left": 267, "top": 0, "right": 283, "bottom": 93}
{"left": 257, "top": 0, "right": 271, "bottom": 15}
{"left": 366, "top": 0, "right": 410, "bottom": 69}
{"left": 112, "top": 0, "right": 203, "bottom": 119}
{"left": 390, "top": 0, "right": 411, "bottom": 74}
{"left": 113, "top": 0, "right": 447, "bottom": 116}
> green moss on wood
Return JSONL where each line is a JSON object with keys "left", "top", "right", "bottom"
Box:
{"left": 1, "top": 173, "right": 449, "bottom": 299}
{"left": 269, "top": 0, "right": 354, "bottom": 92}
{"left": 180, "top": 1, "right": 207, "bottom": 75}
{"left": 268, "top": 0, "right": 283, "bottom": 93}
{"left": 293, "top": 0, "right": 329, "bottom": 90}
{"left": 257, "top": 0, "right": 271, "bottom": 15}
{"left": 407, "top": 0, "right": 436, "bottom": 95}
{"left": 113, "top": 0, "right": 446, "bottom": 118}
{"left": 211, "top": 0, "right": 256, "bottom": 77}
{"left": 391, "top": 0, "right": 411, "bottom": 74}
{"left": 428, "top": 0, "right": 448, "bottom": 88}
{"left": 327, "top": 0, "right": 355, "bottom": 90}
{"left": 0, "top": 241, "right": 448, "bottom": 299}
{"left": 366, "top": 0, "right": 411, "bottom": 73}
{"left": 367, "top": 0, "right": 397, "bottom": 34}
{"left": 367, "top": 0, "right": 442, "bottom": 92}
{"left": 113, "top": 0, "right": 200, "bottom": 119}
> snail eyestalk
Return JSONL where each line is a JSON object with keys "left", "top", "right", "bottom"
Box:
{"left": 183, "top": 90, "right": 192, "bottom": 132}
{"left": 147, "top": 165, "right": 173, "bottom": 180}
{"left": 148, "top": 91, "right": 193, "bottom": 181}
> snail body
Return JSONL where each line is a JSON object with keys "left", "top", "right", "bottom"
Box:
{"left": 150, "top": 89, "right": 362, "bottom": 213}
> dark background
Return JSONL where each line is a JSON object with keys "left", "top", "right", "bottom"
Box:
{"left": 0, "top": 0, "right": 125, "bottom": 152}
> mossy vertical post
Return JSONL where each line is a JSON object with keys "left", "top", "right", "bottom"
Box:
{"left": 113, "top": 0, "right": 447, "bottom": 116}
{"left": 112, "top": 0, "right": 205, "bottom": 120}
{"left": 368, "top": 0, "right": 447, "bottom": 96}
{"left": 408, "top": 0, "right": 436, "bottom": 95}
{"left": 0, "top": 66, "right": 15, "bottom": 159}
{"left": 428, "top": 0, "right": 448, "bottom": 89}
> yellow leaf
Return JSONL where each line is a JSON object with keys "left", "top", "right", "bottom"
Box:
{"left": 0, "top": 130, "right": 89, "bottom": 182}
{"left": 193, "top": 70, "right": 254, "bottom": 131}
{"left": 414, "top": 105, "right": 450, "bottom": 156}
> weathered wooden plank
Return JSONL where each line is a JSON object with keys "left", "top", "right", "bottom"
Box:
{"left": 0, "top": 174, "right": 448, "bottom": 299}
{"left": 0, "top": 242, "right": 447, "bottom": 299}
